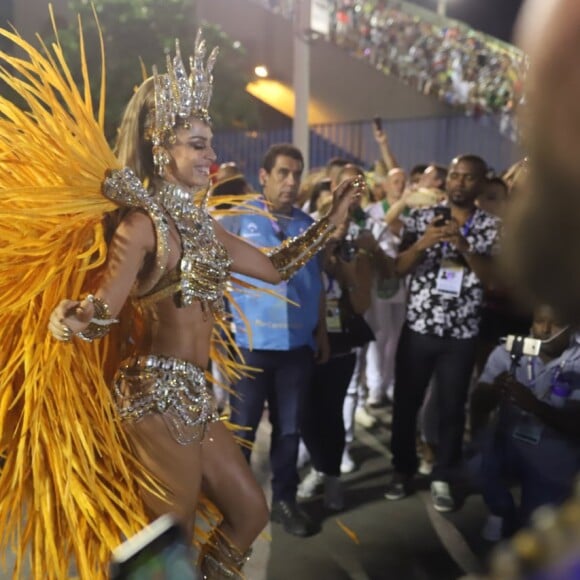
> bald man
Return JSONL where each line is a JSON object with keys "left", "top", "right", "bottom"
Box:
{"left": 503, "top": 0, "right": 580, "bottom": 323}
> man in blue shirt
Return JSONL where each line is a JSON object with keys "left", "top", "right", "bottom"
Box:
{"left": 221, "top": 144, "right": 328, "bottom": 537}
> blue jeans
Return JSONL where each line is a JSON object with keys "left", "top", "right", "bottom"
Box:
{"left": 230, "top": 346, "right": 315, "bottom": 503}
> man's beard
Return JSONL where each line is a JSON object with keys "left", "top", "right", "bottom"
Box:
{"left": 502, "top": 157, "right": 580, "bottom": 323}
{"left": 448, "top": 193, "right": 475, "bottom": 208}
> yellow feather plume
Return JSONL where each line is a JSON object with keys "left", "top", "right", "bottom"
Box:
{"left": 0, "top": 8, "right": 159, "bottom": 578}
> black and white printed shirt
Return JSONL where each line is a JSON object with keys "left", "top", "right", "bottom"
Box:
{"left": 400, "top": 204, "right": 501, "bottom": 339}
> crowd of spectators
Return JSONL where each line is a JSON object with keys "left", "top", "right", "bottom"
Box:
{"left": 256, "top": 0, "right": 526, "bottom": 140}
{"left": 214, "top": 0, "right": 579, "bottom": 561}
{"left": 211, "top": 122, "right": 580, "bottom": 550}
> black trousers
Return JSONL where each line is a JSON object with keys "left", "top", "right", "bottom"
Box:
{"left": 390, "top": 326, "right": 477, "bottom": 481}
{"left": 301, "top": 353, "right": 357, "bottom": 476}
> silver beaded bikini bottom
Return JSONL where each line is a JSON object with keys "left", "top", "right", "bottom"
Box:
{"left": 113, "top": 354, "right": 219, "bottom": 445}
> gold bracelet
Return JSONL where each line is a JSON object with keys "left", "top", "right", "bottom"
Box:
{"left": 76, "top": 295, "right": 118, "bottom": 342}
{"left": 267, "top": 216, "right": 336, "bottom": 281}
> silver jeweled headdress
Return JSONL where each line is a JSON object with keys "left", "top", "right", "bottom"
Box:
{"left": 147, "top": 29, "right": 218, "bottom": 154}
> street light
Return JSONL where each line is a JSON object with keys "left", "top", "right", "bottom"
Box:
{"left": 254, "top": 65, "right": 269, "bottom": 78}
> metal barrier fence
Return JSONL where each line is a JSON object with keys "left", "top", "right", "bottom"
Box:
{"left": 214, "top": 115, "right": 521, "bottom": 188}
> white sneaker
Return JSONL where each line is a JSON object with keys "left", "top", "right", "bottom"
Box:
{"left": 340, "top": 448, "right": 356, "bottom": 474}
{"left": 324, "top": 476, "right": 344, "bottom": 511}
{"left": 354, "top": 406, "right": 377, "bottom": 428}
{"left": 481, "top": 514, "right": 503, "bottom": 542}
{"left": 386, "top": 382, "right": 395, "bottom": 402}
{"left": 430, "top": 481, "right": 455, "bottom": 512}
{"left": 366, "top": 392, "right": 386, "bottom": 408}
{"left": 297, "top": 440, "right": 311, "bottom": 469}
{"left": 297, "top": 468, "right": 324, "bottom": 499}
{"left": 418, "top": 458, "right": 433, "bottom": 476}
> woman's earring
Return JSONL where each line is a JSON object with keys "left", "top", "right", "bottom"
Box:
{"left": 153, "top": 145, "right": 171, "bottom": 177}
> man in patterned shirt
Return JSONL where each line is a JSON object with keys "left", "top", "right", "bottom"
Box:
{"left": 384, "top": 154, "right": 500, "bottom": 512}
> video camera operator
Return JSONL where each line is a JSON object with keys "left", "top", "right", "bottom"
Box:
{"left": 474, "top": 306, "right": 580, "bottom": 540}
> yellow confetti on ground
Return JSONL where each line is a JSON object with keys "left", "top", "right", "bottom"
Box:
{"left": 336, "top": 518, "right": 361, "bottom": 544}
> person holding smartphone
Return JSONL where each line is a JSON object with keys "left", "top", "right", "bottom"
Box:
{"left": 372, "top": 117, "right": 400, "bottom": 174}
{"left": 384, "top": 154, "right": 501, "bottom": 512}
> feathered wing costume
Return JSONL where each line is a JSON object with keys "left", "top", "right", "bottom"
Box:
{"left": 0, "top": 14, "right": 261, "bottom": 579}
{"left": 0, "top": 14, "right": 143, "bottom": 579}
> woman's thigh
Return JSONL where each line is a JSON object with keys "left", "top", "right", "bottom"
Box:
{"left": 200, "top": 420, "right": 269, "bottom": 546}
{"left": 123, "top": 414, "right": 203, "bottom": 534}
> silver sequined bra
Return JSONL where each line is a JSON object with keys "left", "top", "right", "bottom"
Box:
{"left": 113, "top": 355, "right": 219, "bottom": 445}
{"left": 151, "top": 182, "right": 233, "bottom": 311}
{"left": 102, "top": 169, "right": 233, "bottom": 312}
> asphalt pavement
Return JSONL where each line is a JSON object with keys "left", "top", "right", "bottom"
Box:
{"left": 247, "top": 404, "right": 495, "bottom": 580}
{"left": 0, "top": 404, "right": 495, "bottom": 579}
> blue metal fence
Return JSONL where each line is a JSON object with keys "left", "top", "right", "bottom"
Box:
{"left": 213, "top": 115, "right": 521, "bottom": 188}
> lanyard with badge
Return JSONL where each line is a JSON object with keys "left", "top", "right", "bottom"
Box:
{"left": 374, "top": 199, "right": 400, "bottom": 299}
{"left": 512, "top": 354, "right": 572, "bottom": 445}
{"left": 259, "top": 200, "right": 288, "bottom": 241}
{"left": 325, "top": 276, "right": 342, "bottom": 333}
{"left": 512, "top": 357, "right": 544, "bottom": 445}
{"left": 435, "top": 211, "right": 475, "bottom": 298}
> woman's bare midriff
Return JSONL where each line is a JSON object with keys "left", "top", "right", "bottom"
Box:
{"left": 141, "top": 296, "right": 215, "bottom": 367}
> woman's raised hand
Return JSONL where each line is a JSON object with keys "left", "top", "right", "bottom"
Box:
{"left": 325, "top": 176, "right": 366, "bottom": 228}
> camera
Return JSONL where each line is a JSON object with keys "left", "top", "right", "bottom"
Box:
{"left": 504, "top": 335, "right": 542, "bottom": 358}
{"left": 338, "top": 238, "right": 358, "bottom": 262}
{"left": 351, "top": 205, "right": 368, "bottom": 226}
{"left": 504, "top": 334, "right": 542, "bottom": 373}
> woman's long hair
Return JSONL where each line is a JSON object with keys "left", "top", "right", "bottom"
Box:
{"left": 114, "top": 76, "right": 157, "bottom": 183}
{"left": 104, "top": 78, "right": 157, "bottom": 241}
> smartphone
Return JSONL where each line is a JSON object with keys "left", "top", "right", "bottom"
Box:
{"left": 433, "top": 206, "right": 451, "bottom": 227}
{"left": 372, "top": 116, "right": 382, "bottom": 131}
{"left": 504, "top": 335, "right": 542, "bottom": 358}
{"left": 110, "top": 514, "right": 197, "bottom": 580}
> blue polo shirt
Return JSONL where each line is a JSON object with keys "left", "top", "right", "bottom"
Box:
{"left": 221, "top": 201, "right": 322, "bottom": 351}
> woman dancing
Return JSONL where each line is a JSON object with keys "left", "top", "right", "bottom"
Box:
{"left": 46, "top": 35, "right": 361, "bottom": 578}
